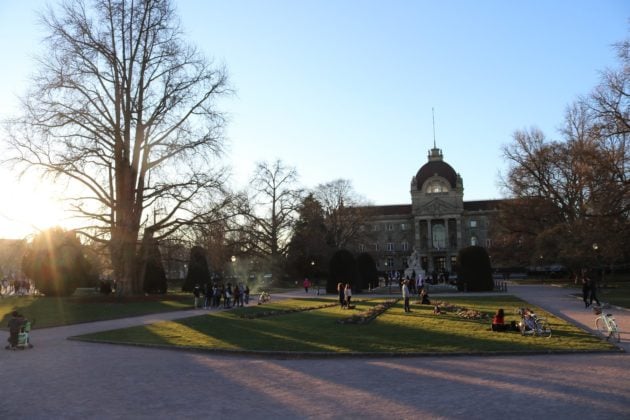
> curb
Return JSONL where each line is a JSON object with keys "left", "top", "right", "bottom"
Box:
{"left": 67, "top": 335, "right": 625, "bottom": 360}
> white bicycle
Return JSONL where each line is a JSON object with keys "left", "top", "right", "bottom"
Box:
{"left": 593, "top": 306, "right": 621, "bottom": 343}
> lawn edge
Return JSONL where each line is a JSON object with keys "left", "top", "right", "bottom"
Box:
{"left": 67, "top": 335, "right": 624, "bottom": 359}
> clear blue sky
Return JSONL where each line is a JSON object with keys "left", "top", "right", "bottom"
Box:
{"left": 0, "top": 0, "right": 628, "bottom": 238}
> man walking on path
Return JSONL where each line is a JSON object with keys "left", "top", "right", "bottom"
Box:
{"left": 402, "top": 280, "right": 411, "bottom": 312}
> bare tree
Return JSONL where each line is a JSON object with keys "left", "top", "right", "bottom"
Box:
{"left": 313, "top": 178, "right": 370, "bottom": 249}
{"left": 3, "top": 0, "right": 230, "bottom": 294}
{"left": 499, "top": 40, "right": 630, "bottom": 269}
{"left": 242, "top": 160, "right": 303, "bottom": 274}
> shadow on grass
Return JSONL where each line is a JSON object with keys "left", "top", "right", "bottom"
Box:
{"left": 74, "top": 296, "right": 617, "bottom": 355}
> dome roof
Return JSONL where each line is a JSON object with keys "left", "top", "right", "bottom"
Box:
{"left": 415, "top": 148, "right": 458, "bottom": 190}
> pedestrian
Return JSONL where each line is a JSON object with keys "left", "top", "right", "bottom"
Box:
{"left": 402, "top": 280, "right": 411, "bottom": 312}
{"left": 192, "top": 284, "right": 201, "bottom": 308}
{"left": 6, "top": 311, "right": 24, "bottom": 349}
{"left": 580, "top": 269, "right": 590, "bottom": 308}
{"left": 244, "top": 284, "right": 250, "bottom": 305}
{"left": 224, "top": 284, "right": 232, "bottom": 308}
{"left": 337, "top": 282, "right": 345, "bottom": 308}
{"left": 344, "top": 283, "right": 352, "bottom": 308}
{"left": 303, "top": 277, "right": 311, "bottom": 293}
{"left": 204, "top": 283, "right": 212, "bottom": 309}
{"left": 588, "top": 271, "right": 601, "bottom": 307}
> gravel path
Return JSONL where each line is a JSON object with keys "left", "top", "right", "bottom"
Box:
{"left": 1, "top": 285, "right": 629, "bottom": 419}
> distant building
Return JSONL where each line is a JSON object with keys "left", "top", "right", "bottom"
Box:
{"left": 356, "top": 146, "right": 501, "bottom": 274}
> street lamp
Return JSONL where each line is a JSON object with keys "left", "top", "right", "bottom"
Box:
{"left": 592, "top": 243, "right": 603, "bottom": 289}
{"left": 231, "top": 255, "right": 236, "bottom": 281}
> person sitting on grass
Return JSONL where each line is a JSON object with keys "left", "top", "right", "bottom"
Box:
{"left": 420, "top": 289, "right": 431, "bottom": 305}
{"left": 492, "top": 308, "right": 519, "bottom": 332}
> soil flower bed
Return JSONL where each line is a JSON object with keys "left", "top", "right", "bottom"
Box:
{"left": 432, "top": 300, "right": 490, "bottom": 320}
{"left": 337, "top": 299, "right": 399, "bottom": 324}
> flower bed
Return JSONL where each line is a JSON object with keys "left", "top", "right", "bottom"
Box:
{"left": 336, "top": 299, "right": 400, "bottom": 325}
{"left": 432, "top": 300, "right": 489, "bottom": 320}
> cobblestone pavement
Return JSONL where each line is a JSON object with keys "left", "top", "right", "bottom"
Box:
{"left": 1, "top": 285, "right": 629, "bottom": 419}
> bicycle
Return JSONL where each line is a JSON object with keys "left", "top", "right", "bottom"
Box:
{"left": 593, "top": 306, "right": 620, "bottom": 343}
{"left": 516, "top": 308, "right": 552, "bottom": 338}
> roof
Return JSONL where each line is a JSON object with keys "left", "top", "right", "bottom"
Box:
{"left": 463, "top": 199, "right": 504, "bottom": 212}
{"left": 361, "top": 204, "right": 412, "bottom": 216}
{"left": 415, "top": 160, "right": 458, "bottom": 189}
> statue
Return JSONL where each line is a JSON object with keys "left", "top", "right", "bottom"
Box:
{"left": 405, "top": 247, "right": 424, "bottom": 280}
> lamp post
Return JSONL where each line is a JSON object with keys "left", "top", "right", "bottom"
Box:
{"left": 231, "top": 255, "right": 236, "bottom": 281}
{"left": 592, "top": 243, "right": 603, "bottom": 291}
{"left": 310, "top": 260, "right": 318, "bottom": 295}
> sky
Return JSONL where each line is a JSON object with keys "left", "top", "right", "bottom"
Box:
{"left": 0, "top": 0, "right": 628, "bottom": 239}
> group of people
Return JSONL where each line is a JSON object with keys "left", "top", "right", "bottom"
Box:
{"left": 1, "top": 275, "right": 33, "bottom": 297}
{"left": 192, "top": 283, "right": 250, "bottom": 309}
{"left": 401, "top": 279, "right": 431, "bottom": 313}
{"left": 5, "top": 311, "right": 28, "bottom": 349}
{"left": 337, "top": 282, "right": 353, "bottom": 308}
{"left": 578, "top": 269, "right": 600, "bottom": 308}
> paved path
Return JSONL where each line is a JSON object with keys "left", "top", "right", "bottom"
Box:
{"left": 1, "top": 286, "right": 629, "bottom": 419}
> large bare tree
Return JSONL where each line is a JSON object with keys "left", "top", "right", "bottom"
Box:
{"left": 242, "top": 160, "right": 303, "bottom": 275}
{"left": 313, "top": 178, "right": 370, "bottom": 249}
{"left": 4, "top": 0, "right": 230, "bottom": 294}
{"left": 499, "top": 40, "right": 629, "bottom": 270}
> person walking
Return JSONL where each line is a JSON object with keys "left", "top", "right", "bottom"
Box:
{"left": 303, "top": 277, "right": 311, "bottom": 293}
{"left": 192, "top": 284, "right": 201, "bottom": 309}
{"left": 588, "top": 271, "right": 601, "bottom": 307}
{"left": 337, "top": 283, "right": 345, "bottom": 308}
{"left": 402, "top": 280, "right": 411, "bottom": 312}
{"left": 344, "top": 283, "right": 352, "bottom": 308}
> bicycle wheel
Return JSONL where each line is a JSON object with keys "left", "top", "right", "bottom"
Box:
{"left": 536, "top": 319, "right": 552, "bottom": 338}
{"left": 609, "top": 320, "right": 621, "bottom": 343}
{"left": 595, "top": 317, "right": 608, "bottom": 336}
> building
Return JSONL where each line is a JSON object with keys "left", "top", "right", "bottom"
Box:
{"left": 357, "top": 146, "right": 501, "bottom": 275}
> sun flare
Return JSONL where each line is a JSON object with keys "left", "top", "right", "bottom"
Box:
{"left": 0, "top": 169, "right": 74, "bottom": 239}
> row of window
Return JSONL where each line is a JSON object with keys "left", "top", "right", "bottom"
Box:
{"left": 370, "top": 220, "right": 479, "bottom": 231}
{"left": 359, "top": 242, "right": 410, "bottom": 252}
{"left": 361, "top": 238, "right": 492, "bottom": 251}
{"left": 371, "top": 223, "right": 410, "bottom": 232}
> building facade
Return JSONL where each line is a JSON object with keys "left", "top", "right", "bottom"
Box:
{"left": 358, "top": 146, "right": 501, "bottom": 275}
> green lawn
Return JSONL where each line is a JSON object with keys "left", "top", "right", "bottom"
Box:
{"left": 0, "top": 294, "right": 192, "bottom": 329}
{"left": 73, "top": 296, "right": 617, "bottom": 355}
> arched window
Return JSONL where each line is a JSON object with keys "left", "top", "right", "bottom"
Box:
{"left": 432, "top": 224, "right": 446, "bottom": 249}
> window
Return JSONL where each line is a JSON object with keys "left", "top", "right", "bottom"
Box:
{"left": 402, "top": 257, "right": 408, "bottom": 267}
{"left": 486, "top": 239, "right": 492, "bottom": 247}
{"left": 386, "top": 242, "right": 394, "bottom": 251}
{"left": 401, "top": 242, "right": 409, "bottom": 251}
{"left": 387, "top": 224, "right": 394, "bottom": 231}
{"left": 400, "top": 223, "right": 408, "bottom": 231}
{"left": 386, "top": 257, "right": 394, "bottom": 268}
{"left": 372, "top": 224, "right": 380, "bottom": 231}
{"left": 375, "top": 243, "right": 380, "bottom": 251}
{"left": 359, "top": 244, "right": 366, "bottom": 252}
{"left": 432, "top": 224, "right": 446, "bottom": 249}
{"left": 471, "top": 236, "right": 478, "bottom": 246}
{"left": 470, "top": 220, "right": 477, "bottom": 228}
{"left": 427, "top": 181, "right": 446, "bottom": 193}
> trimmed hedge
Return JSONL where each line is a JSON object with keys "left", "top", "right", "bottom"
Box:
{"left": 456, "top": 246, "right": 493, "bottom": 292}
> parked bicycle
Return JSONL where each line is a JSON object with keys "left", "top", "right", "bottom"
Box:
{"left": 516, "top": 307, "right": 552, "bottom": 338}
{"left": 593, "top": 306, "right": 620, "bottom": 343}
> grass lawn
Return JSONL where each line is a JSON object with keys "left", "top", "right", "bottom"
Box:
{"left": 73, "top": 295, "right": 617, "bottom": 355}
{"left": 596, "top": 283, "right": 630, "bottom": 309}
{"left": 0, "top": 294, "right": 193, "bottom": 329}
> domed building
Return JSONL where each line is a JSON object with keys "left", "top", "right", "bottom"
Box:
{"left": 357, "top": 146, "right": 501, "bottom": 276}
